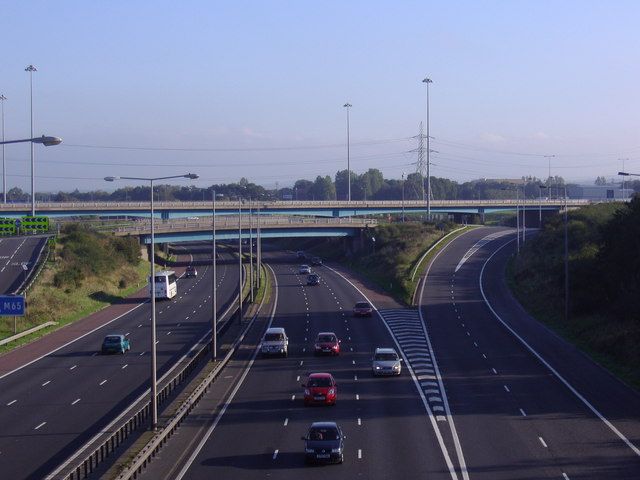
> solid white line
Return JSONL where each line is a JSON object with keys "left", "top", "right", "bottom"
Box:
{"left": 0, "top": 296, "right": 148, "bottom": 381}
{"left": 326, "top": 264, "right": 462, "bottom": 480}
{"left": 273, "top": 449, "right": 279, "bottom": 460}
{"left": 7, "top": 399, "right": 17, "bottom": 406}
{"left": 34, "top": 422, "right": 46, "bottom": 430}
{"left": 519, "top": 408, "right": 527, "bottom": 417}
{"left": 539, "top": 437, "right": 548, "bottom": 448}
{"left": 72, "top": 398, "right": 81, "bottom": 405}
{"left": 480, "top": 238, "right": 640, "bottom": 458}
{"left": 173, "top": 264, "right": 279, "bottom": 480}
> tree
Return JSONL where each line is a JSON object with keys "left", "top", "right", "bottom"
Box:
{"left": 293, "top": 179, "right": 314, "bottom": 200}
{"left": 311, "top": 176, "right": 336, "bottom": 200}
{"left": 595, "top": 176, "right": 607, "bottom": 186}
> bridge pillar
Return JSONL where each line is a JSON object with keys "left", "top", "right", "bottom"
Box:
{"left": 161, "top": 211, "right": 170, "bottom": 221}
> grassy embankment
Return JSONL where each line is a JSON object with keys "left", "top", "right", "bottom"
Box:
{"left": 508, "top": 199, "right": 640, "bottom": 390}
{"left": 298, "top": 221, "right": 470, "bottom": 305}
{"left": 0, "top": 224, "right": 151, "bottom": 353}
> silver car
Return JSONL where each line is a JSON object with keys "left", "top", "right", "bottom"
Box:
{"left": 372, "top": 347, "right": 402, "bottom": 376}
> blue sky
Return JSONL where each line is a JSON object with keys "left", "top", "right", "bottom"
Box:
{"left": 1, "top": 0, "right": 638, "bottom": 192}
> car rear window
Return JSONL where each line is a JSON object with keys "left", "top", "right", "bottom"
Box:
{"left": 105, "top": 336, "right": 121, "bottom": 343}
{"left": 308, "top": 377, "right": 332, "bottom": 387}
{"left": 265, "top": 333, "right": 283, "bottom": 341}
{"left": 375, "top": 353, "right": 398, "bottom": 361}
{"left": 309, "top": 427, "right": 339, "bottom": 441}
{"left": 355, "top": 302, "right": 370, "bottom": 308}
{"left": 318, "top": 335, "right": 336, "bottom": 343}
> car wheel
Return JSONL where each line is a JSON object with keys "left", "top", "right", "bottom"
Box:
{"left": 339, "top": 453, "right": 344, "bottom": 464}
{"left": 120, "top": 348, "right": 125, "bottom": 355}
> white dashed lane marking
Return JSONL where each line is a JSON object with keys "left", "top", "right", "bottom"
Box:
{"left": 6, "top": 400, "right": 17, "bottom": 406}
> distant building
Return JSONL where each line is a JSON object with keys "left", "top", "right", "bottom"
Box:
{"left": 567, "top": 185, "right": 632, "bottom": 201}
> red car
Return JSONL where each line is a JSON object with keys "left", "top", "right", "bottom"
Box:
{"left": 353, "top": 301, "right": 373, "bottom": 317}
{"left": 302, "top": 373, "right": 338, "bottom": 406}
{"left": 314, "top": 332, "right": 341, "bottom": 356}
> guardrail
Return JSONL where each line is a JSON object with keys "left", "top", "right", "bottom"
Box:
{"left": 50, "top": 267, "right": 250, "bottom": 480}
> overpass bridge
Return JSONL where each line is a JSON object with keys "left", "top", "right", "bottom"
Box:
{"left": 0, "top": 199, "right": 591, "bottom": 220}
{"left": 113, "top": 216, "right": 377, "bottom": 244}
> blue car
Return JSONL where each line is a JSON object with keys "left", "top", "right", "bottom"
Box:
{"left": 101, "top": 334, "right": 131, "bottom": 355}
{"left": 302, "top": 421, "right": 346, "bottom": 464}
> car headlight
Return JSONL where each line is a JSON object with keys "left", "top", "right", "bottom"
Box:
{"left": 304, "top": 389, "right": 310, "bottom": 396}
{"left": 331, "top": 448, "right": 341, "bottom": 453}
{"left": 375, "top": 365, "right": 381, "bottom": 370}
{"left": 305, "top": 448, "right": 314, "bottom": 453}
{"left": 328, "top": 388, "right": 335, "bottom": 395}
{"left": 315, "top": 344, "right": 320, "bottom": 349}
{"left": 394, "top": 364, "right": 401, "bottom": 370}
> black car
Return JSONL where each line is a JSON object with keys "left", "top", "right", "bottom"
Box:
{"left": 185, "top": 266, "right": 197, "bottom": 278}
{"left": 311, "top": 257, "right": 323, "bottom": 266}
{"left": 307, "top": 273, "right": 320, "bottom": 286}
{"left": 302, "top": 421, "right": 345, "bottom": 464}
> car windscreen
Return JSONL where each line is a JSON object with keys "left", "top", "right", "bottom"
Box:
{"left": 264, "top": 333, "right": 283, "bottom": 341}
{"left": 355, "top": 302, "right": 370, "bottom": 308}
{"left": 375, "top": 353, "right": 398, "bottom": 361}
{"left": 318, "top": 335, "right": 335, "bottom": 343}
{"left": 309, "top": 427, "right": 339, "bottom": 441}
{"left": 104, "top": 336, "right": 121, "bottom": 344}
{"left": 308, "top": 377, "right": 332, "bottom": 387}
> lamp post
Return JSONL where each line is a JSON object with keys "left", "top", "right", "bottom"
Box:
{"left": 422, "top": 77, "right": 433, "bottom": 219}
{"left": 104, "top": 172, "right": 198, "bottom": 430}
{"left": 25, "top": 65, "right": 37, "bottom": 215}
{"left": 618, "top": 167, "right": 634, "bottom": 199}
{"left": 211, "top": 190, "right": 217, "bottom": 361}
{"left": 538, "top": 185, "right": 548, "bottom": 227}
{"left": 343, "top": 103, "right": 352, "bottom": 202}
{"left": 238, "top": 201, "right": 243, "bottom": 324}
{"left": 563, "top": 185, "right": 569, "bottom": 323}
{"left": 401, "top": 172, "right": 405, "bottom": 222}
{"left": 502, "top": 186, "right": 520, "bottom": 254}
{"left": 1, "top": 94, "right": 6, "bottom": 203}
{"left": 0, "top": 135, "right": 62, "bottom": 206}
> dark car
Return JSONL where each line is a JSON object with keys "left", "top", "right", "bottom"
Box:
{"left": 185, "top": 266, "right": 198, "bottom": 278}
{"left": 302, "top": 421, "right": 345, "bottom": 464}
{"left": 353, "top": 301, "right": 373, "bottom": 317}
{"left": 311, "top": 257, "right": 323, "bottom": 266}
{"left": 307, "top": 273, "right": 320, "bottom": 286}
{"left": 101, "top": 334, "right": 131, "bottom": 355}
{"left": 296, "top": 251, "right": 306, "bottom": 259}
{"left": 314, "top": 332, "right": 340, "bottom": 356}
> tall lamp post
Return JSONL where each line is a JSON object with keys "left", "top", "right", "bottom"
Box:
{"left": 563, "top": 185, "right": 569, "bottom": 323}
{"left": 1, "top": 94, "right": 6, "bottom": 203}
{"left": 401, "top": 172, "right": 406, "bottom": 222}
{"left": 422, "top": 77, "right": 433, "bottom": 219}
{"left": 25, "top": 65, "right": 37, "bottom": 215}
{"left": 538, "top": 184, "right": 548, "bottom": 227}
{"left": 105, "top": 172, "right": 198, "bottom": 431}
{"left": 343, "top": 103, "right": 352, "bottom": 202}
{"left": 211, "top": 190, "right": 217, "bottom": 361}
{"left": 0, "top": 135, "right": 62, "bottom": 206}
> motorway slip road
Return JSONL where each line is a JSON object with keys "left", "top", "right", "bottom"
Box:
{"left": 0, "top": 246, "right": 239, "bottom": 480}
{"left": 0, "top": 235, "right": 48, "bottom": 295}
{"left": 422, "top": 226, "right": 640, "bottom": 479}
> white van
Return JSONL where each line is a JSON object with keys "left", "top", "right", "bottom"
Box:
{"left": 261, "top": 327, "right": 289, "bottom": 357}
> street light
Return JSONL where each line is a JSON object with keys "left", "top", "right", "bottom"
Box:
{"left": 422, "top": 77, "right": 433, "bottom": 219}
{"left": 105, "top": 172, "right": 198, "bottom": 431}
{"left": 1, "top": 94, "right": 6, "bottom": 203}
{"left": 26, "top": 65, "right": 37, "bottom": 216}
{"left": 401, "top": 172, "right": 406, "bottom": 222}
{"left": 502, "top": 185, "right": 521, "bottom": 254}
{"left": 538, "top": 185, "right": 548, "bottom": 227}
{"left": 343, "top": 103, "right": 352, "bottom": 202}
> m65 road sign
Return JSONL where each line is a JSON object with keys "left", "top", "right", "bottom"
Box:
{"left": 0, "top": 295, "right": 25, "bottom": 316}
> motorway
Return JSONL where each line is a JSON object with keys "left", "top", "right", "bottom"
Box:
{"left": 0, "top": 244, "right": 240, "bottom": 480}
{"left": 144, "top": 251, "right": 459, "bottom": 480}
{"left": 137, "top": 230, "right": 640, "bottom": 480}
{"left": 0, "top": 235, "right": 48, "bottom": 294}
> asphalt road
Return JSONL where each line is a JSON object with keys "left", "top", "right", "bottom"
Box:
{"left": 420, "top": 226, "right": 640, "bottom": 479}
{"left": 162, "top": 252, "right": 457, "bottom": 480}
{"left": 0, "top": 235, "right": 48, "bottom": 294}
{"left": 0, "top": 244, "right": 240, "bottom": 480}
